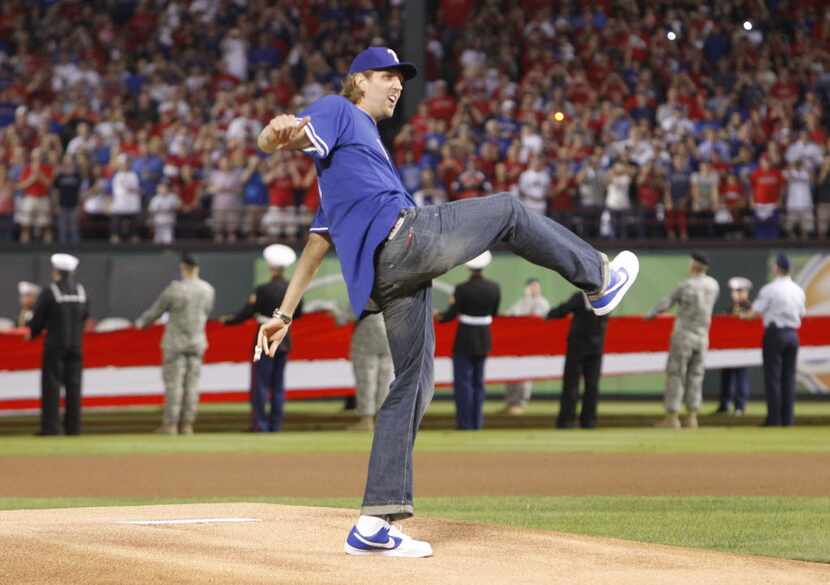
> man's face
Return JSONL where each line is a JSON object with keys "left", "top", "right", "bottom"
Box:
{"left": 20, "top": 292, "right": 36, "bottom": 310}
{"left": 527, "top": 281, "right": 542, "bottom": 297}
{"left": 360, "top": 70, "right": 404, "bottom": 120}
{"left": 731, "top": 288, "right": 748, "bottom": 303}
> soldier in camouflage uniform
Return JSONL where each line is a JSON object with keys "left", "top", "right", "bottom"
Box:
{"left": 348, "top": 312, "right": 394, "bottom": 431}
{"left": 646, "top": 251, "right": 719, "bottom": 429}
{"left": 135, "top": 254, "right": 215, "bottom": 435}
{"left": 502, "top": 278, "right": 550, "bottom": 415}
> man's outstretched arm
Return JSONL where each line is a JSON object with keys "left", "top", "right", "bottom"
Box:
{"left": 257, "top": 114, "right": 313, "bottom": 153}
{"left": 257, "top": 231, "right": 332, "bottom": 358}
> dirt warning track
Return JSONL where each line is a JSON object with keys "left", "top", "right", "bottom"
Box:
{"left": 2, "top": 452, "right": 829, "bottom": 497}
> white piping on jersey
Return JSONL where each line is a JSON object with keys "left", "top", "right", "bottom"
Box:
{"left": 302, "top": 120, "right": 329, "bottom": 158}
{"left": 310, "top": 181, "right": 329, "bottom": 231}
{"left": 50, "top": 283, "right": 86, "bottom": 304}
{"left": 459, "top": 314, "right": 493, "bottom": 326}
{"left": 375, "top": 138, "right": 392, "bottom": 163}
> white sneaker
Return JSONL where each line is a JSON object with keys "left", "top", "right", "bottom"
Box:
{"left": 587, "top": 250, "right": 639, "bottom": 316}
{"left": 344, "top": 521, "right": 433, "bottom": 557}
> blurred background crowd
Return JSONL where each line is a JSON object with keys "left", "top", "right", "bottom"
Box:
{"left": 2, "top": 0, "right": 830, "bottom": 245}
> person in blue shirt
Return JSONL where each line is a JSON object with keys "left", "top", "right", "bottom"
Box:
{"left": 254, "top": 47, "right": 640, "bottom": 558}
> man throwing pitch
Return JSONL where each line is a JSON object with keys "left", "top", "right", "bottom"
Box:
{"left": 256, "top": 47, "right": 639, "bottom": 557}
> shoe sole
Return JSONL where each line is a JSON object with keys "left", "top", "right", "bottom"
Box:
{"left": 344, "top": 543, "right": 433, "bottom": 558}
{"left": 592, "top": 250, "right": 639, "bottom": 316}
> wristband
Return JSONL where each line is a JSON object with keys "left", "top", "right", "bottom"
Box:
{"left": 272, "top": 309, "right": 292, "bottom": 324}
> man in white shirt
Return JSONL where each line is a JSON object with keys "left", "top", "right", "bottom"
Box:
{"left": 604, "top": 162, "right": 633, "bottom": 238}
{"left": 227, "top": 103, "right": 263, "bottom": 143}
{"left": 66, "top": 122, "right": 96, "bottom": 157}
{"left": 783, "top": 159, "right": 814, "bottom": 239}
{"left": 746, "top": 254, "right": 806, "bottom": 426}
{"left": 148, "top": 180, "right": 182, "bottom": 244}
{"left": 518, "top": 155, "right": 551, "bottom": 215}
{"left": 785, "top": 131, "right": 823, "bottom": 172}
{"left": 110, "top": 154, "right": 142, "bottom": 243}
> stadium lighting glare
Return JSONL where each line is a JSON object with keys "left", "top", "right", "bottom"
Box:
{"left": 743, "top": 21, "right": 753, "bottom": 31}
{"left": 667, "top": 31, "right": 677, "bottom": 41}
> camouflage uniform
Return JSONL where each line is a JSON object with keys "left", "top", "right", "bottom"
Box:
{"left": 137, "top": 277, "right": 215, "bottom": 428}
{"left": 503, "top": 294, "right": 550, "bottom": 407}
{"left": 649, "top": 274, "right": 720, "bottom": 413}
{"left": 351, "top": 312, "right": 393, "bottom": 417}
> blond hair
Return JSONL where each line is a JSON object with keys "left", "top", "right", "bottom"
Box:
{"left": 340, "top": 71, "right": 373, "bottom": 104}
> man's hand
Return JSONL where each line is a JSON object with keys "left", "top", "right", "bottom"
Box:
{"left": 258, "top": 115, "right": 310, "bottom": 153}
{"left": 255, "top": 317, "right": 290, "bottom": 360}
{"left": 23, "top": 327, "right": 32, "bottom": 341}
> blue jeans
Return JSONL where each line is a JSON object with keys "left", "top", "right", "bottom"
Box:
{"left": 361, "top": 193, "right": 605, "bottom": 519}
{"left": 754, "top": 209, "right": 780, "bottom": 240}
{"left": 719, "top": 368, "right": 749, "bottom": 412}
{"left": 251, "top": 350, "right": 287, "bottom": 432}
{"left": 453, "top": 354, "right": 486, "bottom": 430}
{"left": 57, "top": 207, "right": 80, "bottom": 244}
{"left": 762, "top": 325, "right": 798, "bottom": 426}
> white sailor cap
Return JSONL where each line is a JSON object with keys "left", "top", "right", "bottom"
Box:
{"left": 51, "top": 253, "right": 79, "bottom": 272}
{"left": 728, "top": 276, "right": 752, "bottom": 291}
{"left": 18, "top": 281, "right": 40, "bottom": 296}
{"left": 465, "top": 251, "right": 492, "bottom": 270}
{"left": 263, "top": 244, "right": 297, "bottom": 268}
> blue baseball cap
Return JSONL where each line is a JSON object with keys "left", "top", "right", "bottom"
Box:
{"left": 348, "top": 47, "right": 417, "bottom": 80}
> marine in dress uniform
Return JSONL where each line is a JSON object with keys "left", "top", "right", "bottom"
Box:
{"left": 224, "top": 244, "right": 302, "bottom": 432}
{"left": 438, "top": 251, "right": 501, "bottom": 430}
{"left": 17, "top": 281, "right": 41, "bottom": 328}
{"left": 747, "top": 254, "right": 806, "bottom": 426}
{"left": 135, "top": 254, "right": 215, "bottom": 435}
{"left": 647, "top": 251, "right": 720, "bottom": 429}
{"left": 27, "top": 254, "right": 89, "bottom": 436}
{"left": 502, "top": 278, "right": 550, "bottom": 415}
{"left": 547, "top": 292, "right": 608, "bottom": 429}
{"left": 715, "top": 277, "right": 753, "bottom": 415}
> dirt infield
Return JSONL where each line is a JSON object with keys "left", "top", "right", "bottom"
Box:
{"left": 1, "top": 503, "right": 828, "bottom": 585}
{"left": 2, "top": 452, "right": 829, "bottom": 497}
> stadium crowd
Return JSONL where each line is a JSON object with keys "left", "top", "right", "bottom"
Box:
{"left": 2, "top": 0, "right": 830, "bottom": 244}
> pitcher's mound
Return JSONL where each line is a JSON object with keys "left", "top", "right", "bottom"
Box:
{"left": 1, "top": 503, "right": 827, "bottom": 585}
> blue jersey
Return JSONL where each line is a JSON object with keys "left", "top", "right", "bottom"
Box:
{"left": 299, "top": 95, "right": 416, "bottom": 315}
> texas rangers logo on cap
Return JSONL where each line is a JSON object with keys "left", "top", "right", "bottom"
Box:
{"left": 348, "top": 46, "right": 418, "bottom": 80}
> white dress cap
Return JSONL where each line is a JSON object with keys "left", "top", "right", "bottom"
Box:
{"left": 18, "top": 281, "right": 41, "bottom": 296}
{"left": 465, "top": 251, "right": 493, "bottom": 270}
{"left": 728, "top": 276, "right": 752, "bottom": 291}
{"left": 51, "top": 253, "right": 80, "bottom": 272}
{"left": 263, "top": 244, "right": 297, "bottom": 268}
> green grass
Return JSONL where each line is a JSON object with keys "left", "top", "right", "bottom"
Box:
{"left": 6, "top": 398, "right": 830, "bottom": 421}
{"left": 1, "top": 426, "right": 829, "bottom": 457}
{"left": 2, "top": 495, "right": 827, "bottom": 563}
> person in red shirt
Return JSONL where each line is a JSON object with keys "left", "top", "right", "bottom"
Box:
{"left": 750, "top": 156, "right": 784, "bottom": 239}
{"left": 451, "top": 158, "right": 492, "bottom": 200}
{"left": 16, "top": 148, "right": 54, "bottom": 243}
{"left": 636, "top": 162, "right": 664, "bottom": 239}
{"left": 261, "top": 152, "right": 303, "bottom": 240}
{"left": 174, "top": 164, "right": 205, "bottom": 239}
{"left": 718, "top": 172, "right": 748, "bottom": 238}
{"left": 424, "top": 80, "right": 457, "bottom": 123}
{"left": 550, "top": 165, "right": 576, "bottom": 226}
{"left": 437, "top": 144, "right": 464, "bottom": 190}
{"left": 769, "top": 70, "right": 799, "bottom": 105}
